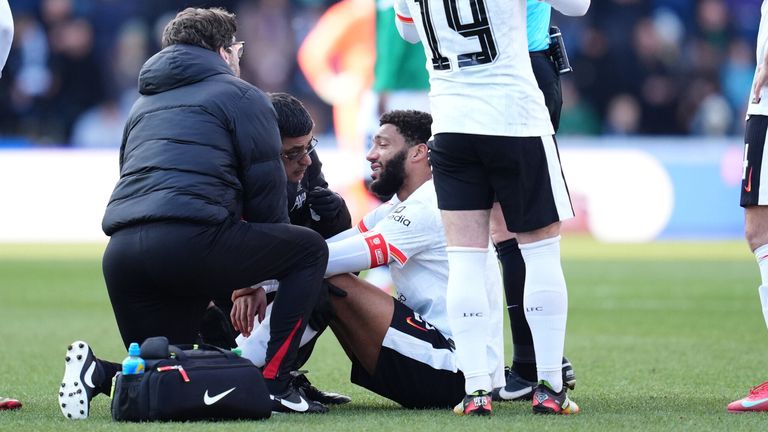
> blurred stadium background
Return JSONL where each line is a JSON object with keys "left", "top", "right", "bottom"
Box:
{"left": 0, "top": 0, "right": 758, "bottom": 242}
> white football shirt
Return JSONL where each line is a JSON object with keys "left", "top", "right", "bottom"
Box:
{"left": 357, "top": 180, "right": 501, "bottom": 337}
{"left": 393, "top": 0, "right": 553, "bottom": 137}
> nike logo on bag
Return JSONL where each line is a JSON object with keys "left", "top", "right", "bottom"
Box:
{"left": 203, "top": 388, "right": 236, "bottom": 405}
{"left": 742, "top": 397, "right": 768, "bottom": 408}
{"left": 270, "top": 394, "right": 309, "bottom": 411}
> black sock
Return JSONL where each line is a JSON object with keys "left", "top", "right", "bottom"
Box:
{"left": 495, "top": 238, "right": 537, "bottom": 382}
{"left": 512, "top": 357, "right": 537, "bottom": 383}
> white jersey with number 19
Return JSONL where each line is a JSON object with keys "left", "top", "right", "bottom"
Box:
{"left": 393, "top": 0, "right": 553, "bottom": 138}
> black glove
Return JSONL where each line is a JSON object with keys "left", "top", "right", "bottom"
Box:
{"left": 307, "top": 186, "right": 343, "bottom": 219}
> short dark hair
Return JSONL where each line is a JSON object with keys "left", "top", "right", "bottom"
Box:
{"left": 161, "top": 7, "right": 237, "bottom": 51}
{"left": 269, "top": 92, "right": 314, "bottom": 138}
{"left": 379, "top": 110, "right": 432, "bottom": 147}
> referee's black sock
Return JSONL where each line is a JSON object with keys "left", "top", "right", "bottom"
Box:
{"left": 495, "top": 238, "right": 537, "bottom": 382}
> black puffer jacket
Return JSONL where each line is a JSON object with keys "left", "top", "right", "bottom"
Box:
{"left": 102, "top": 44, "right": 288, "bottom": 235}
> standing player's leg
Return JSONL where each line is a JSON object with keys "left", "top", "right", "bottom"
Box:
{"left": 489, "top": 205, "right": 576, "bottom": 402}
{"left": 441, "top": 209, "right": 493, "bottom": 397}
{"left": 429, "top": 133, "right": 495, "bottom": 415}
{"left": 489, "top": 209, "right": 537, "bottom": 395}
{"left": 729, "top": 114, "right": 768, "bottom": 412}
{"left": 493, "top": 134, "right": 577, "bottom": 414}
{"left": 486, "top": 46, "right": 573, "bottom": 404}
{"left": 745, "top": 206, "right": 768, "bottom": 331}
{"left": 517, "top": 223, "right": 574, "bottom": 413}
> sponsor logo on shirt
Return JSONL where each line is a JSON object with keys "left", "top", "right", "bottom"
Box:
{"left": 388, "top": 214, "right": 411, "bottom": 226}
{"left": 388, "top": 207, "right": 411, "bottom": 226}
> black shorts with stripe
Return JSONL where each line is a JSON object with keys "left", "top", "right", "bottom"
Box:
{"left": 350, "top": 299, "right": 465, "bottom": 409}
{"left": 741, "top": 115, "right": 768, "bottom": 207}
{"left": 428, "top": 132, "right": 574, "bottom": 233}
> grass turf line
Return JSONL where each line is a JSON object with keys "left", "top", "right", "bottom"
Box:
{"left": 1, "top": 238, "right": 767, "bottom": 431}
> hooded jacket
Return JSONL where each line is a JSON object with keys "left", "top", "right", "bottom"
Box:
{"left": 102, "top": 44, "right": 288, "bottom": 235}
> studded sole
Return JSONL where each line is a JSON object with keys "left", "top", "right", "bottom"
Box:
{"left": 59, "top": 341, "right": 92, "bottom": 420}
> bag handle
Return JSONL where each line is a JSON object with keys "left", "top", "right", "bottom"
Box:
{"left": 168, "top": 343, "right": 238, "bottom": 360}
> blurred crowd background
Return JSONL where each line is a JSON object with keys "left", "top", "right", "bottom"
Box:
{"left": 0, "top": 0, "right": 762, "bottom": 148}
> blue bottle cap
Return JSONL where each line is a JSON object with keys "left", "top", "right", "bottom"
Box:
{"left": 128, "top": 342, "right": 141, "bottom": 356}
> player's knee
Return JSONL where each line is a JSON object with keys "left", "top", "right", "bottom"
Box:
{"left": 745, "top": 226, "right": 768, "bottom": 252}
{"left": 300, "top": 229, "right": 329, "bottom": 266}
{"left": 518, "top": 222, "right": 560, "bottom": 244}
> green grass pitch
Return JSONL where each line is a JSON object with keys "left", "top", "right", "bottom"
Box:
{"left": 1, "top": 237, "right": 768, "bottom": 431}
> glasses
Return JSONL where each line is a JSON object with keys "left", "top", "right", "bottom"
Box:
{"left": 281, "top": 137, "right": 317, "bottom": 161}
{"left": 226, "top": 40, "right": 245, "bottom": 60}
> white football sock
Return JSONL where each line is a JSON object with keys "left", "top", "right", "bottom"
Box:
{"left": 520, "top": 236, "right": 567, "bottom": 392}
{"left": 755, "top": 244, "right": 768, "bottom": 286}
{"left": 759, "top": 285, "right": 768, "bottom": 331}
{"left": 483, "top": 251, "right": 507, "bottom": 390}
{"left": 446, "top": 246, "right": 492, "bottom": 394}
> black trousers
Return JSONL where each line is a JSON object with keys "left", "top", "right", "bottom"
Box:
{"left": 530, "top": 51, "right": 562, "bottom": 132}
{"left": 103, "top": 220, "right": 328, "bottom": 390}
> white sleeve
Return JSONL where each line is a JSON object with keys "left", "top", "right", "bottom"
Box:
{"left": 251, "top": 279, "right": 279, "bottom": 294}
{"left": 541, "top": 0, "right": 590, "bottom": 16}
{"left": 0, "top": 0, "right": 13, "bottom": 77}
{"left": 325, "top": 197, "right": 434, "bottom": 276}
{"left": 325, "top": 231, "right": 387, "bottom": 277}
{"left": 393, "top": 0, "right": 421, "bottom": 44}
{"left": 325, "top": 226, "right": 360, "bottom": 243}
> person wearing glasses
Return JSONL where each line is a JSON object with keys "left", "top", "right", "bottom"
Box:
{"left": 234, "top": 110, "right": 506, "bottom": 410}
{"left": 201, "top": 93, "right": 352, "bottom": 410}
{"left": 272, "top": 93, "right": 352, "bottom": 238}
{"left": 60, "top": 7, "right": 330, "bottom": 419}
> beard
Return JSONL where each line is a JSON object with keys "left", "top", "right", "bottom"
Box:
{"left": 369, "top": 149, "right": 407, "bottom": 198}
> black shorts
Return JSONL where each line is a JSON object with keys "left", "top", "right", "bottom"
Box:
{"left": 741, "top": 115, "right": 768, "bottom": 207}
{"left": 428, "top": 133, "right": 574, "bottom": 233}
{"left": 350, "top": 299, "right": 465, "bottom": 409}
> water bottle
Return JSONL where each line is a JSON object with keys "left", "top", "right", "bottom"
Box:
{"left": 122, "top": 342, "right": 146, "bottom": 375}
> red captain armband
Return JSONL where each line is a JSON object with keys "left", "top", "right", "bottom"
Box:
{"left": 363, "top": 232, "right": 389, "bottom": 268}
{"left": 396, "top": 12, "right": 414, "bottom": 23}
